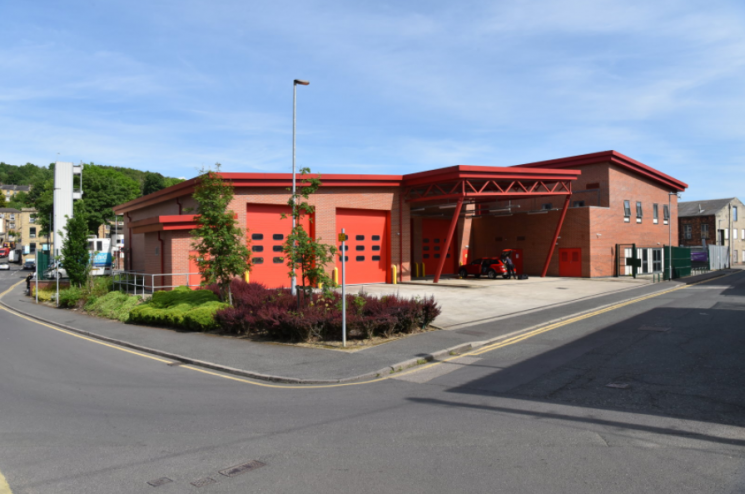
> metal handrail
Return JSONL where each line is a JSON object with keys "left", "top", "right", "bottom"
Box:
{"left": 112, "top": 270, "right": 203, "bottom": 295}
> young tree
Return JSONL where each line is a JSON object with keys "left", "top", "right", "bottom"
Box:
{"left": 283, "top": 168, "right": 337, "bottom": 304}
{"left": 60, "top": 202, "right": 90, "bottom": 287}
{"left": 142, "top": 172, "right": 166, "bottom": 195}
{"left": 190, "top": 164, "right": 251, "bottom": 302}
{"left": 0, "top": 194, "right": 6, "bottom": 208}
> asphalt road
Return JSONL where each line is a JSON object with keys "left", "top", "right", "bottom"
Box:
{"left": 1, "top": 265, "right": 744, "bottom": 493}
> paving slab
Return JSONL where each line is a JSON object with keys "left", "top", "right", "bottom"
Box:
{"left": 354, "top": 276, "right": 652, "bottom": 329}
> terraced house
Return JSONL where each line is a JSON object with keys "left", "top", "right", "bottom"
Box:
{"left": 678, "top": 197, "right": 745, "bottom": 265}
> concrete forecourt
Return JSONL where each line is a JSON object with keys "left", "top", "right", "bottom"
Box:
{"left": 0, "top": 264, "right": 744, "bottom": 493}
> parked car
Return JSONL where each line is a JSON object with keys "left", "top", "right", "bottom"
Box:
{"left": 0, "top": 263, "right": 9, "bottom": 271}
{"left": 44, "top": 262, "right": 68, "bottom": 279}
{"left": 458, "top": 257, "right": 509, "bottom": 279}
{"left": 0, "top": 248, "right": 9, "bottom": 257}
{"left": 23, "top": 260, "right": 36, "bottom": 271}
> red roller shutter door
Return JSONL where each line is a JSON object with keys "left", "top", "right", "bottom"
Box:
{"left": 421, "top": 219, "right": 456, "bottom": 276}
{"left": 336, "top": 209, "right": 389, "bottom": 284}
{"left": 246, "top": 204, "right": 311, "bottom": 289}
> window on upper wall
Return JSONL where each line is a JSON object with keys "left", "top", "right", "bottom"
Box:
{"left": 542, "top": 203, "right": 552, "bottom": 210}
{"left": 735, "top": 229, "right": 739, "bottom": 240}
{"left": 663, "top": 205, "right": 670, "bottom": 225}
{"left": 29, "top": 227, "right": 36, "bottom": 238}
{"left": 734, "top": 206, "right": 738, "bottom": 222}
{"left": 684, "top": 224, "right": 692, "bottom": 239}
{"left": 623, "top": 200, "right": 631, "bottom": 222}
{"left": 653, "top": 204, "right": 659, "bottom": 224}
{"left": 572, "top": 200, "right": 585, "bottom": 208}
{"left": 701, "top": 224, "right": 709, "bottom": 239}
{"left": 636, "top": 202, "right": 643, "bottom": 223}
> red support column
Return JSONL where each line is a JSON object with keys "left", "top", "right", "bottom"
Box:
{"left": 433, "top": 196, "right": 464, "bottom": 283}
{"left": 541, "top": 194, "right": 571, "bottom": 278}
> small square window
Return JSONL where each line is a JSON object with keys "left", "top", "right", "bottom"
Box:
{"left": 372, "top": 255, "right": 381, "bottom": 261}
{"left": 355, "top": 256, "right": 365, "bottom": 261}
{"left": 355, "top": 235, "right": 365, "bottom": 241}
{"left": 251, "top": 233, "right": 263, "bottom": 240}
{"left": 338, "top": 255, "right": 349, "bottom": 262}
{"left": 273, "top": 257, "right": 284, "bottom": 264}
{"left": 542, "top": 203, "right": 552, "bottom": 210}
{"left": 423, "top": 254, "right": 430, "bottom": 259}
{"left": 273, "top": 234, "right": 283, "bottom": 240}
{"left": 252, "top": 245, "right": 263, "bottom": 252}
{"left": 372, "top": 235, "right": 381, "bottom": 241}
{"left": 434, "top": 254, "right": 441, "bottom": 259}
{"left": 355, "top": 245, "right": 365, "bottom": 251}
{"left": 272, "top": 245, "right": 283, "bottom": 252}
{"left": 253, "top": 257, "right": 264, "bottom": 264}
{"left": 372, "top": 245, "right": 380, "bottom": 251}
{"left": 434, "top": 238, "right": 440, "bottom": 243}
{"left": 423, "top": 238, "right": 429, "bottom": 243}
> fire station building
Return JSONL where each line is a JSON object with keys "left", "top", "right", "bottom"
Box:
{"left": 114, "top": 150, "right": 687, "bottom": 288}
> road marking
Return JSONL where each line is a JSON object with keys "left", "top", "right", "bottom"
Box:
{"left": 0, "top": 273, "right": 737, "bottom": 390}
{"left": 0, "top": 470, "right": 12, "bottom": 494}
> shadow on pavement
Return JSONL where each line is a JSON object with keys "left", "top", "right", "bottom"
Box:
{"left": 436, "top": 299, "right": 745, "bottom": 427}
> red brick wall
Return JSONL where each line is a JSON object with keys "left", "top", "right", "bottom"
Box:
{"left": 588, "top": 165, "right": 679, "bottom": 277}
{"left": 124, "top": 185, "right": 411, "bottom": 284}
{"left": 678, "top": 215, "right": 715, "bottom": 247}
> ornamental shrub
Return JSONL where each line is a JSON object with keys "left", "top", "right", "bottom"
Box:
{"left": 59, "top": 286, "right": 84, "bottom": 308}
{"left": 213, "top": 279, "right": 441, "bottom": 342}
{"left": 85, "top": 291, "right": 142, "bottom": 322}
{"left": 128, "top": 286, "right": 228, "bottom": 332}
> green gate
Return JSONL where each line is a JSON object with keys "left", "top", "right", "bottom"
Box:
{"left": 36, "top": 251, "right": 51, "bottom": 278}
{"left": 663, "top": 246, "right": 691, "bottom": 280}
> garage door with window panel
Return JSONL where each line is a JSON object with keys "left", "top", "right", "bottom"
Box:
{"left": 246, "top": 204, "right": 311, "bottom": 289}
{"left": 336, "top": 209, "right": 389, "bottom": 284}
{"left": 421, "top": 219, "right": 456, "bottom": 277}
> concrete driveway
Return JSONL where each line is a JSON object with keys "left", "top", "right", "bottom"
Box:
{"left": 350, "top": 276, "right": 652, "bottom": 329}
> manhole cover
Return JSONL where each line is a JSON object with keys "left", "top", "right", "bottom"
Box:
{"left": 191, "top": 477, "right": 217, "bottom": 488}
{"left": 638, "top": 325, "right": 670, "bottom": 332}
{"left": 219, "top": 460, "right": 266, "bottom": 477}
{"left": 147, "top": 477, "right": 173, "bottom": 487}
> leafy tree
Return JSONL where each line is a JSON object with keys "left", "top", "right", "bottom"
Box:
{"left": 283, "top": 168, "right": 337, "bottom": 304}
{"left": 0, "top": 194, "right": 5, "bottom": 208}
{"left": 190, "top": 164, "right": 251, "bottom": 302}
{"left": 7, "top": 191, "right": 26, "bottom": 210}
{"left": 27, "top": 177, "right": 54, "bottom": 235}
{"left": 164, "top": 177, "right": 185, "bottom": 188}
{"left": 60, "top": 202, "right": 90, "bottom": 287}
{"left": 81, "top": 164, "right": 141, "bottom": 233}
{"left": 142, "top": 172, "right": 166, "bottom": 195}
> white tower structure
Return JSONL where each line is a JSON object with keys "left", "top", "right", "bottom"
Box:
{"left": 53, "top": 162, "right": 83, "bottom": 256}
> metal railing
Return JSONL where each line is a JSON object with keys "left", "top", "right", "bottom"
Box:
{"left": 113, "top": 270, "right": 203, "bottom": 295}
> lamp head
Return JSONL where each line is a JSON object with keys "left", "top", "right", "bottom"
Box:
{"left": 294, "top": 79, "right": 310, "bottom": 86}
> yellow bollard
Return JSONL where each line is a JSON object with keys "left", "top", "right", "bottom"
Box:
{"left": 333, "top": 267, "right": 339, "bottom": 286}
{"left": 414, "top": 263, "right": 419, "bottom": 277}
{"left": 244, "top": 271, "right": 250, "bottom": 283}
{"left": 391, "top": 265, "right": 397, "bottom": 284}
{"left": 422, "top": 263, "right": 426, "bottom": 277}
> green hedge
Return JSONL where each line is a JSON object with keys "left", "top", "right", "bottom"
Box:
{"left": 128, "top": 287, "right": 227, "bottom": 332}
{"left": 85, "top": 291, "right": 142, "bottom": 322}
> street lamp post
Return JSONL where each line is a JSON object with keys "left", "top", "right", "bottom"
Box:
{"left": 291, "top": 79, "right": 309, "bottom": 296}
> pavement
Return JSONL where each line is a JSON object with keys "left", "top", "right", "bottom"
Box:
{"left": 0, "top": 269, "right": 734, "bottom": 384}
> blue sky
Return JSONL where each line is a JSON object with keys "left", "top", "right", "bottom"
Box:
{"left": 1, "top": 0, "right": 743, "bottom": 201}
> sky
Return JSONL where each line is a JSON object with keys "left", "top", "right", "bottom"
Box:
{"left": 1, "top": 0, "right": 744, "bottom": 201}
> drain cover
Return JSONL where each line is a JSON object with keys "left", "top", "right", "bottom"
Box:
{"left": 638, "top": 325, "right": 670, "bottom": 332}
{"left": 219, "top": 460, "right": 266, "bottom": 477}
{"left": 606, "top": 382, "right": 630, "bottom": 389}
{"left": 191, "top": 477, "right": 217, "bottom": 487}
{"left": 147, "top": 477, "right": 173, "bottom": 487}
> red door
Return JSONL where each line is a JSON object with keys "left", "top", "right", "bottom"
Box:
{"left": 336, "top": 209, "right": 389, "bottom": 284}
{"left": 421, "top": 219, "right": 456, "bottom": 277}
{"left": 504, "top": 248, "right": 524, "bottom": 275}
{"left": 188, "top": 250, "right": 207, "bottom": 287}
{"left": 559, "top": 248, "right": 582, "bottom": 277}
{"left": 246, "top": 204, "right": 311, "bottom": 289}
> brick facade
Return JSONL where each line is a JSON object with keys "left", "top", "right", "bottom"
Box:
{"left": 115, "top": 151, "right": 686, "bottom": 285}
